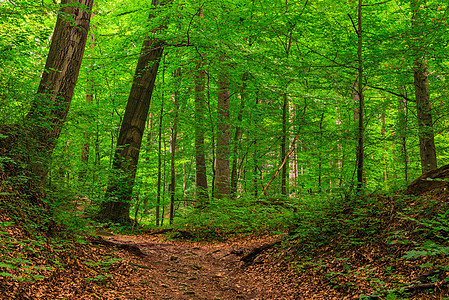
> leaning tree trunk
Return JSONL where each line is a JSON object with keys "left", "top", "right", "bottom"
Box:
{"left": 7, "top": 0, "right": 93, "bottom": 192}
{"left": 97, "top": 5, "right": 164, "bottom": 224}
{"left": 214, "top": 55, "right": 231, "bottom": 199}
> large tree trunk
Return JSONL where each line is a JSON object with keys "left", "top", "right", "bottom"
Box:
{"left": 97, "top": 6, "right": 164, "bottom": 224}
{"left": 414, "top": 61, "right": 437, "bottom": 173}
{"left": 214, "top": 56, "right": 231, "bottom": 199}
{"left": 10, "top": 0, "right": 93, "bottom": 191}
{"left": 411, "top": 0, "right": 437, "bottom": 173}
{"left": 194, "top": 66, "right": 209, "bottom": 206}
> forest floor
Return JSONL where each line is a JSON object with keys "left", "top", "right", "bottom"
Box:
{"left": 1, "top": 221, "right": 448, "bottom": 300}
{"left": 1, "top": 175, "right": 449, "bottom": 299}
{"left": 88, "top": 233, "right": 296, "bottom": 300}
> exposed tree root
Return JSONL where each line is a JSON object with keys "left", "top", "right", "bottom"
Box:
{"left": 406, "top": 164, "right": 449, "bottom": 195}
{"left": 147, "top": 228, "right": 174, "bottom": 235}
{"left": 88, "top": 236, "right": 146, "bottom": 257}
{"left": 240, "top": 240, "right": 281, "bottom": 267}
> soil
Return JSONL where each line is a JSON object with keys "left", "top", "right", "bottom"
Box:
{"left": 89, "top": 233, "right": 296, "bottom": 300}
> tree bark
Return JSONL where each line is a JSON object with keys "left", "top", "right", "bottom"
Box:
{"left": 97, "top": 4, "right": 164, "bottom": 224}
{"left": 214, "top": 55, "right": 231, "bottom": 199}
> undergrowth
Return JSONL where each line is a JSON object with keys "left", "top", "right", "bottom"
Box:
{"left": 283, "top": 190, "right": 449, "bottom": 299}
{"left": 0, "top": 175, "right": 124, "bottom": 298}
{"left": 169, "top": 196, "right": 297, "bottom": 241}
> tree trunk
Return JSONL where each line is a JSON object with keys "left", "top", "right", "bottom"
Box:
{"left": 411, "top": 0, "right": 437, "bottom": 173}
{"left": 194, "top": 65, "right": 209, "bottom": 206}
{"left": 79, "top": 31, "right": 96, "bottom": 182}
{"left": 318, "top": 112, "right": 324, "bottom": 192}
{"left": 398, "top": 96, "right": 409, "bottom": 183}
{"left": 414, "top": 61, "right": 437, "bottom": 173}
{"left": 169, "top": 68, "right": 180, "bottom": 224}
{"left": 97, "top": 4, "right": 164, "bottom": 224}
{"left": 381, "top": 112, "right": 388, "bottom": 184}
{"left": 20, "top": 0, "right": 94, "bottom": 191}
{"left": 230, "top": 85, "right": 245, "bottom": 199}
{"left": 156, "top": 91, "right": 164, "bottom": 227}
{"left": 214, "top": 55, "right": 231, "bottom": 199}
{"left": 281, "top": 93, "right": 288, "bottom": 197}
{"left": 355, "top": 0, "right": 364, "bottom": 193}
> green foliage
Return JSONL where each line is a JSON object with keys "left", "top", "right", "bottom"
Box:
{"left": 170, "top": 196, "right": 295, "bottom": 240}
{"left": 398, "top": 208, "right": 449, "bottom": 260}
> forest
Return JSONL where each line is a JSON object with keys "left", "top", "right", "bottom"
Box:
{"left": 0, "top": 0, "right": 448, "bottom": 299}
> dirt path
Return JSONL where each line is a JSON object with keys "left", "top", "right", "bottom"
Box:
{"left": 94, "top": 233, "right": 288, "bottom": 300}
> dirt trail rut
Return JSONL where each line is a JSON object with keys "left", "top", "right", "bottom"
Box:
{"left": 97, "top": 234, "right": 283, "bottom": 300}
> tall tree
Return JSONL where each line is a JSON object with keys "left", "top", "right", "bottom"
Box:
{"left": 97, "top": 1, "right": 164, "bottom": 224}
{"left": 214, "top": 55, "right": 231, "bottom": 199}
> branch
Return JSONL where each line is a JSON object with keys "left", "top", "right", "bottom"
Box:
{"left": 115, "top": 9, "right": 140, "bottom": 17}
{"left": 348, "top": 14, "right": 359, "bottom": 36}
{"left": 299, "top": 0, "right": 309, "bottom": 17}
{"left": 361, "top": 0, "right": 392, "bottom": 6}
{"left": 273, "top": 27, "right": 356, "bottom": 70}
{"left": 366, "top": 84, "right": 413, "bottom": 102}
{"left": 260, "top": 99, "right": 307, "bottom": 196}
